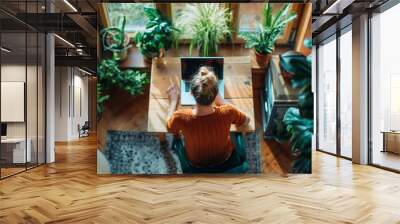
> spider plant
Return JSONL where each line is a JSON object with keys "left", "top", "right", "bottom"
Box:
{"left": 175, "top": 3, "right": 231, "bottom": 57}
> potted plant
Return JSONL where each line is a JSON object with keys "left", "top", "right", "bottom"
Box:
{"left": 274, "top": 39, "right": 313, "bottom": 173}
{"left": 240, "top": 3, "right": 296, "bottom": 67}
{"left": 135, "top": 7, "right": 179, "bottom": 63}
{"left": 97, "top": 58, "right": 149, "bottom": 119}
{"left": 101, "top": 16, "right": 131, "bottom": 61}
{"left": 240, "top": 24, "right": 281, "bottom": 67}
{"left": 175, "top": 3, "right": 231, "bottom": 57}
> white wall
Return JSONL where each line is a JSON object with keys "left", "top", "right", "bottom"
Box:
{"left": 54, "top": 67, "right": 89, "bottom": 141}
{"left": 1, "top": 63, "right": 46, "bottom": 164}
{"left": 312, "top": 45, "right": 316, "bottom": 150}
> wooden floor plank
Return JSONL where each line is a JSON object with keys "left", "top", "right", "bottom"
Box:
{"left": 0, "top": 135, "right": 399, "bottom": 223}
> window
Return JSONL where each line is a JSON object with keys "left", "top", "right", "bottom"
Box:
{"left": 171, "top": 3, "right": 191, "bottom": 39}
{"left": 237, "top": 3, "right": 298, "bottom": 44}
{"left": 105, "top": 3, "right": 155, "bottom": 32}
{"left": 339, "top": 28, "right": 352, "bottom": 158}
{"left": 238, "top": 3, "right": 264, "bottom": 33}
{"left": 370, "top": 3, "right": 400, "bottom": 171}
{"left": 317, "top": 37, "right": 337, "bottom": 154}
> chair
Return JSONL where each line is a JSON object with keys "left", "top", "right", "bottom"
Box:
{"left": 172, "top": 133, "right": 249, "bottom": 174}
{"left": 78, "top": 121, "right": 90, "bottom": 138}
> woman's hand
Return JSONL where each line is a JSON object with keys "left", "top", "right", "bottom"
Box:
{"left": 166, "top": 85, "right": 179, "bottom": 103}
{"left": 166, "top": 85, "right": 179, "bottom": 122}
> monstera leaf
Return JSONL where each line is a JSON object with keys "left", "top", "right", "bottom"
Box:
{"left": 278, "top": 39, "right": 313, "bottom": 173}
{"left": 283, "top": 108, "right": 313, "bottom": 173}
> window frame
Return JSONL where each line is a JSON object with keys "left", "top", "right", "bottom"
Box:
{"left": 101, "top": 3, "right": 304, "bottom": 46}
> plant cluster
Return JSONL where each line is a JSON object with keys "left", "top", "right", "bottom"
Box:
{"left": 240, "top": 3, "right": 296, "bottom": 55}
{"left": 97, "top": 59, "right": 149, "bottom": 116}
{"left": 135, "top": 7, "right": 179, "bottom": 59}
{"left": 276, "top": 39, "right": 313, "bottom": 173}
{"left": 101, "top": 16, "right": 131, "bottom": 60}
{"left": 175, "top": 3, "right": 232, "bottom": 56}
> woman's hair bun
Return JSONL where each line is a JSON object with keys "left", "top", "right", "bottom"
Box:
{"left": 190, "top": 66, "right": 219, "bottom": 105}
{"left": 199, "top": 67, "right": 210, "bottom": 76}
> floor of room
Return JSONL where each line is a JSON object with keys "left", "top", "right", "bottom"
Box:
{"left": 0, "top": 135, "right": 399, "bottom": 223}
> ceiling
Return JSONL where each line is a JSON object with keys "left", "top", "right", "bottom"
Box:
{"left": 312, "top": 0, "right": 389, "bottom": 43}
{"left": 0, "top": 0, "right": 98, "bottom": 72}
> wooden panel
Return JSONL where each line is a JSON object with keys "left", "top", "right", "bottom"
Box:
{"left": 147, "top": 98, "right": 255, "bottom": 133}
{"left": 294, "top": 3, "right": 312, "bottom": 53}
{"left": 2, "top": 136, "right": 400, "bottom": 222}
{"left": 384, "top": 132, "right": 400, "bottom": 154}
{"left": 150, "top": 58, "right": 181, "bottom": 99}
{"left": 150, "top": 57, "right": 253, "bottom": 99}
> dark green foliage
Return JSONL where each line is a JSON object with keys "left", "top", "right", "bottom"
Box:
{"left": 135, "top": 7, "right": 179, "bottom": 58}
{"left": 277, "top": 39, "right": 313, "bottom": 173}
{"left": 97, "top": 59, "right": 149, "bottom": 118}
{"left": 240, "top": 3, "right": 296, "bottom": 55}
{"left": 97, "top": 83, "right": 110, "bottom": 116}
{"left": 101, "top": 16, "right": 131, "bottom": 60}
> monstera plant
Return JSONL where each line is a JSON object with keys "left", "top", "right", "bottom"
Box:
{"left": 97, "top": 59, "right": 149, "bottom": 118}
{"left": 135, "top": 7, "right": 179, "bottom": 61}
{"left": 277, "top": 39, "right": 313, "bottom": 173}
{"left": 101, "top": 16, "right": 131, "bottom": 61}
{"left": 240, "top": 3, "right": 296, "bottom": 66}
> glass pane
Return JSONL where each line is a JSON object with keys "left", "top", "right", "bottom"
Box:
{"left": 339, "top": 29, "right": 352, "bottom": 158}
{"left": 318, "top": 37, "right": 337, "bottom": 154}
{"left": 38, "top": 33, "right": 45, "bottom": 165}
{"left": 171, "top": 3, "right": 190, "bottom": 39}
{"left": 27, "top": 31, "right": 38, "bottom": 168}
{"left": 371, "top": 4, "right": 400, "bottom": 171}
{"left": 238, "top": 3, "right": 264, "bottom": 33}
{"left": 105, "top": 3, "right": 155, "bottom": 32}
{"left": 238, "top": 3, "right": 297, "bottom": 43}
{"left": 1, "top": 31, "right": 27, "bottom": 177}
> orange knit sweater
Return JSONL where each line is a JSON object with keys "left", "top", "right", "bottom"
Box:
{"left": 167, "top": 104, "right": 247, "bottom": 167}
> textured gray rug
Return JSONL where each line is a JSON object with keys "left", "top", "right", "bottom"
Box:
{"left": 102, "top": 131, "right": 262, "bottom": 174}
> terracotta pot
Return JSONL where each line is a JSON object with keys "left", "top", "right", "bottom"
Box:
{"left": 144, "top": 48, "right": 165, "bottom": 64}
{"left": 255, "top": 51, "right": 272, "bottom": 67}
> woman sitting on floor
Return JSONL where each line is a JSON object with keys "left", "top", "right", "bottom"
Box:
{"left": 166, "top": 66, "right": 250, "bottom": 172}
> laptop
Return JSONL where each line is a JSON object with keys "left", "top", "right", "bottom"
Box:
{"left": 180, "top": 57, "right": 224, "bottom": 105}
{"left": 1, "top": 123, "right": 7, "bottom": 140}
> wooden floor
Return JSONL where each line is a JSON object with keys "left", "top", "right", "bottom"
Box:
{"left": 0, "top": 135, "right": 400, "bottom": 223}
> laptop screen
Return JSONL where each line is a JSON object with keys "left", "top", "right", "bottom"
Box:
{"left": 181, "top": 57, "right": 224, "bottom": 81}
{"left": 1, "top": 123, "right": 7, "bottom": 137}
